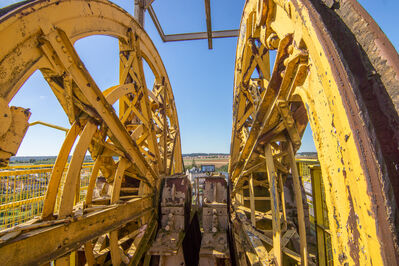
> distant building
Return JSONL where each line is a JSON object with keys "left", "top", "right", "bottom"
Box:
{"left": 188, "top": 166, "right": 200, "bottom": 173}
{"left": 201, "top": 165, "right": 215, "bottom": 173}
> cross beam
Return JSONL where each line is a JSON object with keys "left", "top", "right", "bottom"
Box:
{"left": 143, "top": 2, "right": 239, "bottom": 49}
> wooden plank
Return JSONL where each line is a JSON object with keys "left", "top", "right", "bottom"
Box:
{"left": 265, "top": 144, "right": 281, "bottom": 265}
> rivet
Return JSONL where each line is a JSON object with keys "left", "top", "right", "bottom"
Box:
{"left": 56, "top": 36, "right": 61, "bottom": 42}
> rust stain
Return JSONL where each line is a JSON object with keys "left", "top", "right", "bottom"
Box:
{"left": 165, "top": 177, "right": 189, "bottom": 192}
{"left": 347, "top": 186, "right": 360, "bottom": 265}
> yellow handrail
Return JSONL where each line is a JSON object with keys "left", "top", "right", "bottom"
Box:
{"left": 29, "top": 121, "right": 69, "bottom": 133}
{"left": 1, "top": 160, "right": 324, "bottom": 232}
{"left": 0, "top": 163, "right": 94, "bottom": 230}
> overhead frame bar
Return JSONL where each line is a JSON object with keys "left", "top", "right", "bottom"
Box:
{"left": 204, "top": 0, "right": 212, "bottom": 49}
{"left": 146, "top": 4, "right": 239, "bottom": 49}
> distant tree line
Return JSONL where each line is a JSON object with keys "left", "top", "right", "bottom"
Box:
{"left": 182, "top": 153, "right": 229, "bottom": 157}
{"left": 9, "top": 155, "right": 93, "bottom": 165}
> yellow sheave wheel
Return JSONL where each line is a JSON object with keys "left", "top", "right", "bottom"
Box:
{"left": 229, "top": 0, "right": 399, "bottom": 265}
{"left": 0, "top": 0, "right": 182, "bottom": 264}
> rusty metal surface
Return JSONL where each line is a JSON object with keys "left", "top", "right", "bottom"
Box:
{"left": 0, "top": 0, "right": 399, "bottom": 265}
{"left": 229, "top": 0, "right": 399, "bottom": 265}
{"left": 149, "top": 175, "right": 191, "bottom": 265}
{"left": 0, "top": 107, "right": 30, "bottom": 167}
{"left": 309, "top": 0, "right": 399, "bottom": 257}
{"left": 199, "top": 175, "right": 230, "bottom": 263}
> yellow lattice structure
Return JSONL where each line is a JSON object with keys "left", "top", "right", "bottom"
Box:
{"left": 0, "top": 0, "right": 399, "bottom": 265}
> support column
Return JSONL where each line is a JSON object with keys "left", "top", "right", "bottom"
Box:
{"left": 249, "top": 174, "right": 256, "bottom": 226}
{"left": 311, "top": 165, "right": 327, "bottom": 265}
{"left": 287, "top": 141, "right": 308, "bottom": 266}
{"left": 265, "top": 143, "right": 281, "bottom": 265}
{"left": 134, "top": 0, "right": 145, "bottom": 26}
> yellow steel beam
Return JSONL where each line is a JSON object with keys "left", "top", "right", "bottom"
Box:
{"left": 204, "top": 0, "right": 213, "bottom": 49}
{"left": 287, "top": 141, "right": 307, "bottom": 266}
{"left": 0, "top": 197, "right": 152, "bottom": 265}
{"left": 0, "top": 2, "right": 184, "bottom": 265}
{"left": 311, "top": 165, "right": 327, "bottom": 266}
{"left": 265, "top": 144, "right": 281, "bottom": 265}
{"left": 42, "top": 123, "right": 82, "bottom": 219}
{"left": 230, "top": 0, "right": 399, "bottom": 264}
{"left": 40, "top": 27, "right": 156, "bottom": 181}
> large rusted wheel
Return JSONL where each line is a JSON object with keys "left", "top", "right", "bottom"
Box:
{"left": 0, "top": 0, "right": 182, "bottom": 264}
{"left": 229, "top": 0, "right": 399, "bottom": 265}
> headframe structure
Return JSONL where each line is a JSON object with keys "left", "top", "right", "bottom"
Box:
{"left": 0, "top": 0, "right": 398, "bottom": 265}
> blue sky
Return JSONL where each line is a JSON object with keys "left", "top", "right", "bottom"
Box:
{"left": 1, "top": 0, "right": 398, "bottom": 156}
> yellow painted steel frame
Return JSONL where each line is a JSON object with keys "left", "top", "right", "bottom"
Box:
{"left": 0, "top": 0, "right": 182, "bottom": 264}
{"left": 311, "top": 165, "right": 333, "bottom": 265}
{"left": 230, "top": 0, "right": 399, "bottom": 265}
